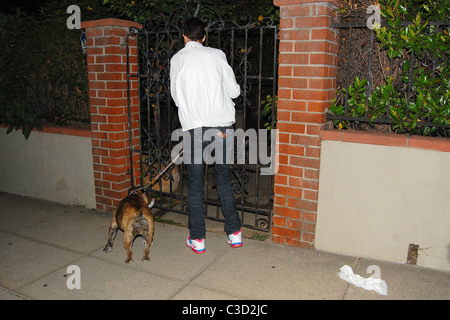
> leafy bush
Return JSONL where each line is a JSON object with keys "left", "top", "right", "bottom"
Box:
{"left": 103, "top": 0, "right": 278, "bottom": 24}
{"left": 329, "top": 0, "right": 449, "bottom": 137}
{"left": 262, "top": 95, "right": 277, "bottom": 131}
{"left": 0, "top": 1, "right": 110, "bottom": 139}
{"left": 0, "top": 10, "right": 42, "bottom": 139}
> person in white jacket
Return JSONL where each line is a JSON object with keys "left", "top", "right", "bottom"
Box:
{"left": 170, "top": 17, "right": 243, "bottom": 253}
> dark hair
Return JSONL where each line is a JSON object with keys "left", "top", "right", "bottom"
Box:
{"left": 182, "top": 17, "right": 206, "bottom": 41}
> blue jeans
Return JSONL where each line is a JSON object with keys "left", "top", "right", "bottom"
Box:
{"left": 183, "top": 126, "right": 241, "bottom": 240}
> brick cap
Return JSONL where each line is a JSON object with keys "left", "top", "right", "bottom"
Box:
{"left": 322, "top": 129, "right": 450, "bottom": 153}
{"left": 0, "top": 124, "right": 91, "bottom": 138}
{"left": 81, "top": 18, "right": 141, "bottom": 29}
{"left": 274, "top": 0, "right": 338, "bottom": 6}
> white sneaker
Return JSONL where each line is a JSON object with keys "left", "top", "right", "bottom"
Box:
{"left": 186, "top": 236, "right": 206, "bottom": 254}
{"left": 227, "top": 229, "right": 243, "bottom": 248}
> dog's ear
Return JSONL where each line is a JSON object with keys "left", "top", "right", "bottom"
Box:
{"left": 148, "top": 198, "right": 155, "bottom": 209}
{"left": 139, "top": 189, "right": 149, "bottom": 203}
{"left": 139, "top": 189, "right": 154, "bottom": 209}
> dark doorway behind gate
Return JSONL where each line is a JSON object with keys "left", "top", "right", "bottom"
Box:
{"left": 125, "top": 2, "right": 279, "bottom": 231}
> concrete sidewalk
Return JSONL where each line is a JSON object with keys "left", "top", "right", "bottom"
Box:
{"left": 0, "top": 192, "right": 448, "bottom": 300}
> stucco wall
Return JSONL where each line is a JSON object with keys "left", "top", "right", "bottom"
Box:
{"left": 315, "top": 131, "right": 450, "bottom": 272}
{"left": 0, "top": 127, "right": 96, "bottom": 209}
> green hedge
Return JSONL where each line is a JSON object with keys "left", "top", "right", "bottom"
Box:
{"left": 0, "top": 0, "right": 110, "bottom": 139}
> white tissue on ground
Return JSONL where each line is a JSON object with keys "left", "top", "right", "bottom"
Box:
{"left": 338, "top": 265, "right": 388, "bottom": 295}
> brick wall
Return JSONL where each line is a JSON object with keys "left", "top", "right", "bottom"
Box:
{"left": 272, "top": 0, "right": 338, "bottom": 248}
{"left": 81, "top": 19, "right": 141, "bottom": 212}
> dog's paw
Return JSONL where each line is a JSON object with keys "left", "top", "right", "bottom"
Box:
{"left": 125, "top": 258, "right": 133, "bottom": 263}
{"left": 103, "top": 245, "right": 112, "bottom": 253}
{"left": 142, "top": 255, "right": 150, "bottom": 262}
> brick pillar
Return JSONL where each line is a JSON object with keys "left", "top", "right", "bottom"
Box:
{"left": 81, "top": 19, "right": 141, "bottom": 212}
{"left": 272, "top": 1, "right": 338, "bottom": 248}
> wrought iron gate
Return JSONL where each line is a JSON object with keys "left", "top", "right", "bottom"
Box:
{"left": 125, "top": 1, "right": 278, "bottom": 231}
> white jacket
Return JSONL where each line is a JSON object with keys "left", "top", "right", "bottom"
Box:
{"left": 170, "top": 41, "right": 241, "bottom": 131}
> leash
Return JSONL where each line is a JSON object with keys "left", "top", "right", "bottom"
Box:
{"left": 130, "top": 148, "right": 183, "bottom": 194}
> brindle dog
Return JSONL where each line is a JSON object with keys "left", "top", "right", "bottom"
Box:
{"left": 103, "top": 188, "right": 155, "bottom": 263}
